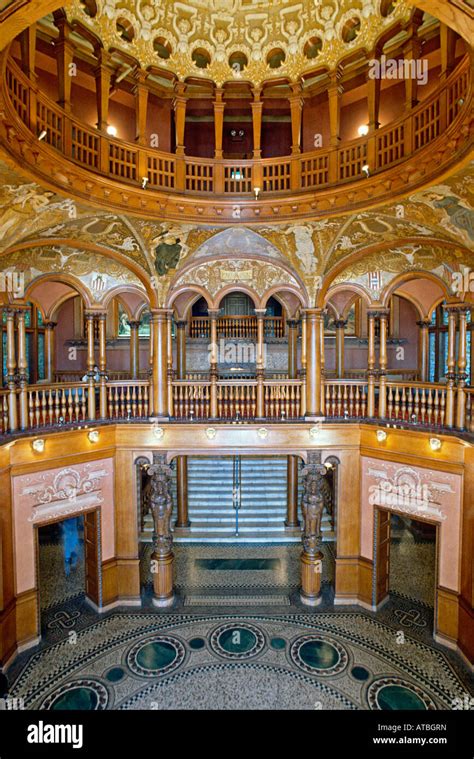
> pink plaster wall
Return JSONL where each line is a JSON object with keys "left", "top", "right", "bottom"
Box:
{"left": 12, "top": 458, "right": 115, "bottom": 595}
{"left": 361, "top": 456, "right": 462, "bottom": 593}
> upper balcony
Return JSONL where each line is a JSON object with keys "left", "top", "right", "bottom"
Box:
{"left": 0, "top": 16, "right": 472, "bottom": 223}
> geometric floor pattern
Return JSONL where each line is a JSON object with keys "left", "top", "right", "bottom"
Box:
{"left": 8, "top": 611, "right": 474, "bottom": 711}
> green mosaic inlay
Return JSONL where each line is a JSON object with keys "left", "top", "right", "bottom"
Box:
{"left": 195, "top": 558, "right": 281, "bottom": 571}
{"left": 189, "top": 638, "right": 206, "bottom": 650}
{"left": 270, "top": 637, "right": 286, "bottom": 650}
{"left": 218, "top": 627, "right": 257, "bottom": 654}
{"left": 51, "top": 687, "right": 98, "bottom": 710}
{"left": 106, "top": 667, "right": 125, "bottom": 683}
{"left": 299, "top": 640, "right": 340, "bottom": 670}
{"left": 377, "top": 685, "right": 428, "bottom": 711}
{"left": 136, "top": 641, "right": 177, "bottom": 671}
{"left": 351, "top": 666, "right": 370, "bottom": 681}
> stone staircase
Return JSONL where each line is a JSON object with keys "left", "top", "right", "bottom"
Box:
{"left": 140, "top": 456, "right": 335, "bottom": 544}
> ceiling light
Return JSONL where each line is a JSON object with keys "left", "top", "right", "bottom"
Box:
{"left": 430, "top": 437, "right": 442, "bottom": 451}
{"left": 32, "top": 438, "right": 45, "bottom": 453}
{"left": 358, "top": 124, "right": 369, "bottom": 137}
{"left": 38, "top": 129, "right": 47, "bottom": 141}
{"left": 325, "top": 462, "right": 334, "bottom": 470}
{"left": 106, "top": 125, "right": 117, "bottom": 137}
{"left": 88, "top": 430, "right": 100, "bottom": 443}
{"left": 376, "top": 430, "right": 387, "bottom": 443}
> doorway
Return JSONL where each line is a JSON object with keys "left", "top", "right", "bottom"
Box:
{"left": 374, "top": 508, "right": 437, "bottom": 622}
{"left": 37, "top": 510, "right": 101, "bottom": 627}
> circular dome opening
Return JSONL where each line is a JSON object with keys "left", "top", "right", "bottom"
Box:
{"left": 342, "top": 17, "right": 361, "bottom": 43}
{"left": 192, "top": 48, "right": 211, "bottom": 69}
{"left": 80, "top": 0, "right": 97, "bottom": 18}
{"left": 116, "top": 17, "right": 135, "bottom": 43}
{"left": 267, "top": 48, "right": 286, "bottom": 69}
{"left": 304, "top": 36, "right": 323, "bottom": 60}
{"left": 229, "top": 51, "right": 248, "bottom": 73}
{"left": 380, "top": 0, "right": 396, "bottom": 17}
{"left": 153, "top": 37, "right": 172, "bottom": 59}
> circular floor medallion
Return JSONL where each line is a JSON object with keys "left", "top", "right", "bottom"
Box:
{"left": 210, "top": 622, "right": 266, "bottom": 660}
{"left": 368, "top": 677, "right": 436, "bottom": 710}
{"left": 189, "top": 637, "right": 206, "bottom": 650}
{"left": 127, "top": 635, "right": 185, "bottom": 677}
{"left": 41, "top": 679, "right": 108, "bottom": 710}
{"left": 290, "top": 635, "right": 348, "bottom": 676}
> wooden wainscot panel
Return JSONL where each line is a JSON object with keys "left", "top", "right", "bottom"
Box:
{"left": 0, "top": 599, "right": 17, "bottom": 667}
{"left": 101, "top": 558, "right": 119, "bottom": 607}
{"left": 436, "top": 586, "right": 460, "bottom": 646}
{"left": 116, "top": 559, "right": 141, "bottom": 603}
{"left": 15, "top": 589, "right": 39, "bottom": 648}
{"left": 458, "top": 597, "right": 474, "bottom": 664}
{"left": 334, "top": 557, "right": 363, "bottom": 602}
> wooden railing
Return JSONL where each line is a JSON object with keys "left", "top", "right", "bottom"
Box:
{"left": 27, "top": 382, "right": 89, "bottom": 427}
{"left": 383, "top": 382, "right": 450, "bottom": 427}
{"left": 189, "top": 316, "right": 285, "bottom": 339}
{"left": 324, "top": 380, "right": 368, "bottom": 419}
{"left": 3, "top": 53, "right": 470, "bottom": 200}
{"left": 0, "top": 377, "right": 473, "bottom": 434}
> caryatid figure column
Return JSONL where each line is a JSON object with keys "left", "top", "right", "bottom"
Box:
{"left": 148, "top": 454, "right": 175, "bottom": 607}
{"left": 300, "top": 451, "right": 326, "bottom": 606}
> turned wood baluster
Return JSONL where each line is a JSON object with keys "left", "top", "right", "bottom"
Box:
{"left": 28, "top": 392, "right": 34, "bottom": 428}
{"left": 433, "top": 389, "right": 440, "bottom": 425}
{"left": 60, "top": 388, "right": 67, "bottom": 421}
{"left": 407, "top": 388, "right": 413, "bottom": 420}
{"left": 440, "top": 391, "right": 446, "bottom": 427}
{"left": 73, "top": 388, "right": 79, "bottom": 421}
{"left": 47, "top": 389, "right": 53, "bottom": 425}
{"left": 34, "top": 391, "right": 40, "bottom": 427}
{"left": 414, "top": 388, "right": 420, "bottom": 421}
{"left": 107, "top": 386, "right": 113, "bottom": 418}
{"left": 427, "top": 389, "right": 433, "bottom": 425}
{"left": 420, "top": 389, "right": 426, "bottom": 424}
{"left": 362, "top": 387, "right": 367, "bottom": 417}
{"left": 387, "top": 386, "right": 394, "bottom": 419}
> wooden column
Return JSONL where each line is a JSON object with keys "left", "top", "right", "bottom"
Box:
{"left": 176, "top": 319, "right": 187, "bottom": 379}
{"left": 213, "top": 87, "right": 225, "bottom": 159}
{"left": 403, "top": 34, "right": 423, "bottom": 112}
{"left": 97, "top": 313, "right": 107, "bottom": 419}
{"left": 251, "top": 87, "right": 263, "bottom": 159}
{"left": 456, "top": 306, "right": 469, "bottom": 430}
{"left": 85, "top": 312, "right": 96, "bottom": 420}
{"left": 286, "top": 455, "right": 300, "bottom": 528}
{"left": 445, "top": 305, "right": 457, "bottom": 428}
{"left": 20, "top": 23, "right": 37, "bottom": 79}
{"left": 287, "top": 318, "right": 299, "bottom": 379}
{"left": 148, "top": 316, "right": 154, "bottom": 410}
{"left": 255, "top": 308, "right": 266, "bottom": 418}
{"left": 44, "top": 321, "right": 57, "bottom": 383}
{"left": 16, "top": 309, "right": 28, "bottom": 430}
{"left": 289, "top": 83, "right": 303, "bottom": 155}
{"left": 367, "top": 64, "right": 381, "bottom": 132}
{"left": 5, "top": 309, "right": 17, "bottom": 431}
{"left": 440, "top": 22, "right": 457, "bottom": 82}
{"left": 129, "top": 320, "right": 140, "bottom": 379}
{"left": 55, "top": 20, "right": 74, "bottom": 112}
{"left": 335, "top": 319, "right": 346, "bottom": 379}
{"left": 378, "top": 310, "right": 389, "bottom": 419}
{"left": 417, "top": 319, "right": 430, "bottom": 382}
{"left": 94, "top": 49, "right": 112, "bottom": 132}
{"left": 173, "top": 82, "right": 187, "bottom": 154}
{"left": 151, "top": 309, "right": 168, "bottom": 418}
{"left": 208, "top": 308, "right": 219, "bottom": 418}
{"left": 175, "top": 455, "right": 190, "bottom": 528}
{"left": 328, "top": 68, "right": 343, "bottom": 183}
{"left": 367, "top": 310, "right": 377, "bottom": 418}
{"left": 166, "top": 310, "right": 174, "bottom": 417}
{"left": 134, "top": 69, "right": 149, "bottom": 145}
{"left": 305, "top": 308, "right": 322, "bottom": 418}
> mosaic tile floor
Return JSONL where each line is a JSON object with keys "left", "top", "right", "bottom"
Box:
{"left": 5, "top": 531, "right": 472, "bottom": 711}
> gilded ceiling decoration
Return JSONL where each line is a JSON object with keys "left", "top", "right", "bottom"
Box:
{"left": 65, "top": 0, "right": 412, "bottom": 85}
{"left": 173, "top": 258, "right": 300, "bottom": 298}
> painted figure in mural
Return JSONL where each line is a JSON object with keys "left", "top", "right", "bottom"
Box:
{"left": 416, "top": 186, "right": 474, "bottom": 243}
{"left": 154, "top": 235, "right": 183, "bottom": 275}
{"left": 301, "top": 477, "right": 324, "bottom": 556}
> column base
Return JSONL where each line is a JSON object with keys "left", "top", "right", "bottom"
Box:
{"left": 152, "top": 594, "right": 175, "bottom": 608}
{"left": 300, "top": 591, "right": 322, "bottom": 607}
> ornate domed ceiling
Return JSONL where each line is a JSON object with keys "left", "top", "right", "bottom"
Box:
{"left": 64, "top": 0, "right": 413, "bottom": 85}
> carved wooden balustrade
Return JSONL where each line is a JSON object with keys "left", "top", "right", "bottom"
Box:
{"left": 2, "top": 51, "right": 471, "bottom": 219}
{"left": 324, "top": 380, "right": 368, "bottom": 419}
{"left": 106, "top": 380, "right": 150, "bottom": 419}
{"left": 26, "top": 382, "right": 89, "bottom": 427}
{"left": 383, "top": 381, "right": 451, "bottom": 427}
{"left": 189, "top": 316, "right": 285, "bottom": 339}
{"left": 0, "top": 377, "right": 472, "bottom": 434}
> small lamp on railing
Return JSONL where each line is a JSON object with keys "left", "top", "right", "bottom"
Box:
{"left": 358, "top": 124, "right": 369, "bottom": 137}
{"left": 362, "top": 164, "right": 370, "bottom": 178}
{"left": 38, "top": 129, "right": 47, "bottom": 141}
{"left": 106, "top": 125, "right": 118, "bottom": 137}
{"left": 254, "top": 186, "right": 261, "bottom": 200}
{"left": 141, "top": 177, "right": 149, "bottom": 189}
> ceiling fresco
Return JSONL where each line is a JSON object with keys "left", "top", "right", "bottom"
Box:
{"left": 64, "top": 0, "right": 412, "bottom": 86}
{"left": 0, "top": 158, "right": 472, "bottom": 307}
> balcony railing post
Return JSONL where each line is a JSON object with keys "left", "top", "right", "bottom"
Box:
{"left": 290, "top": 156, "right": 301, "bottom": 192}
{"left": 214, "top": 162, "right": 224, "bottom": 195}
{"left": 210, "top": 371, "right": 218, "bottom": 419}
{"left": 137, "top": 147, "right": 148, "bottom": 184}
{"left": 99, "top": 133, "right": 109, "bottom": 175}
{"left": 256, "top": 371, "right": 264, "bottom": 419}
{"left": 175, "top": 155, "right": 186, "bottom": 192}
